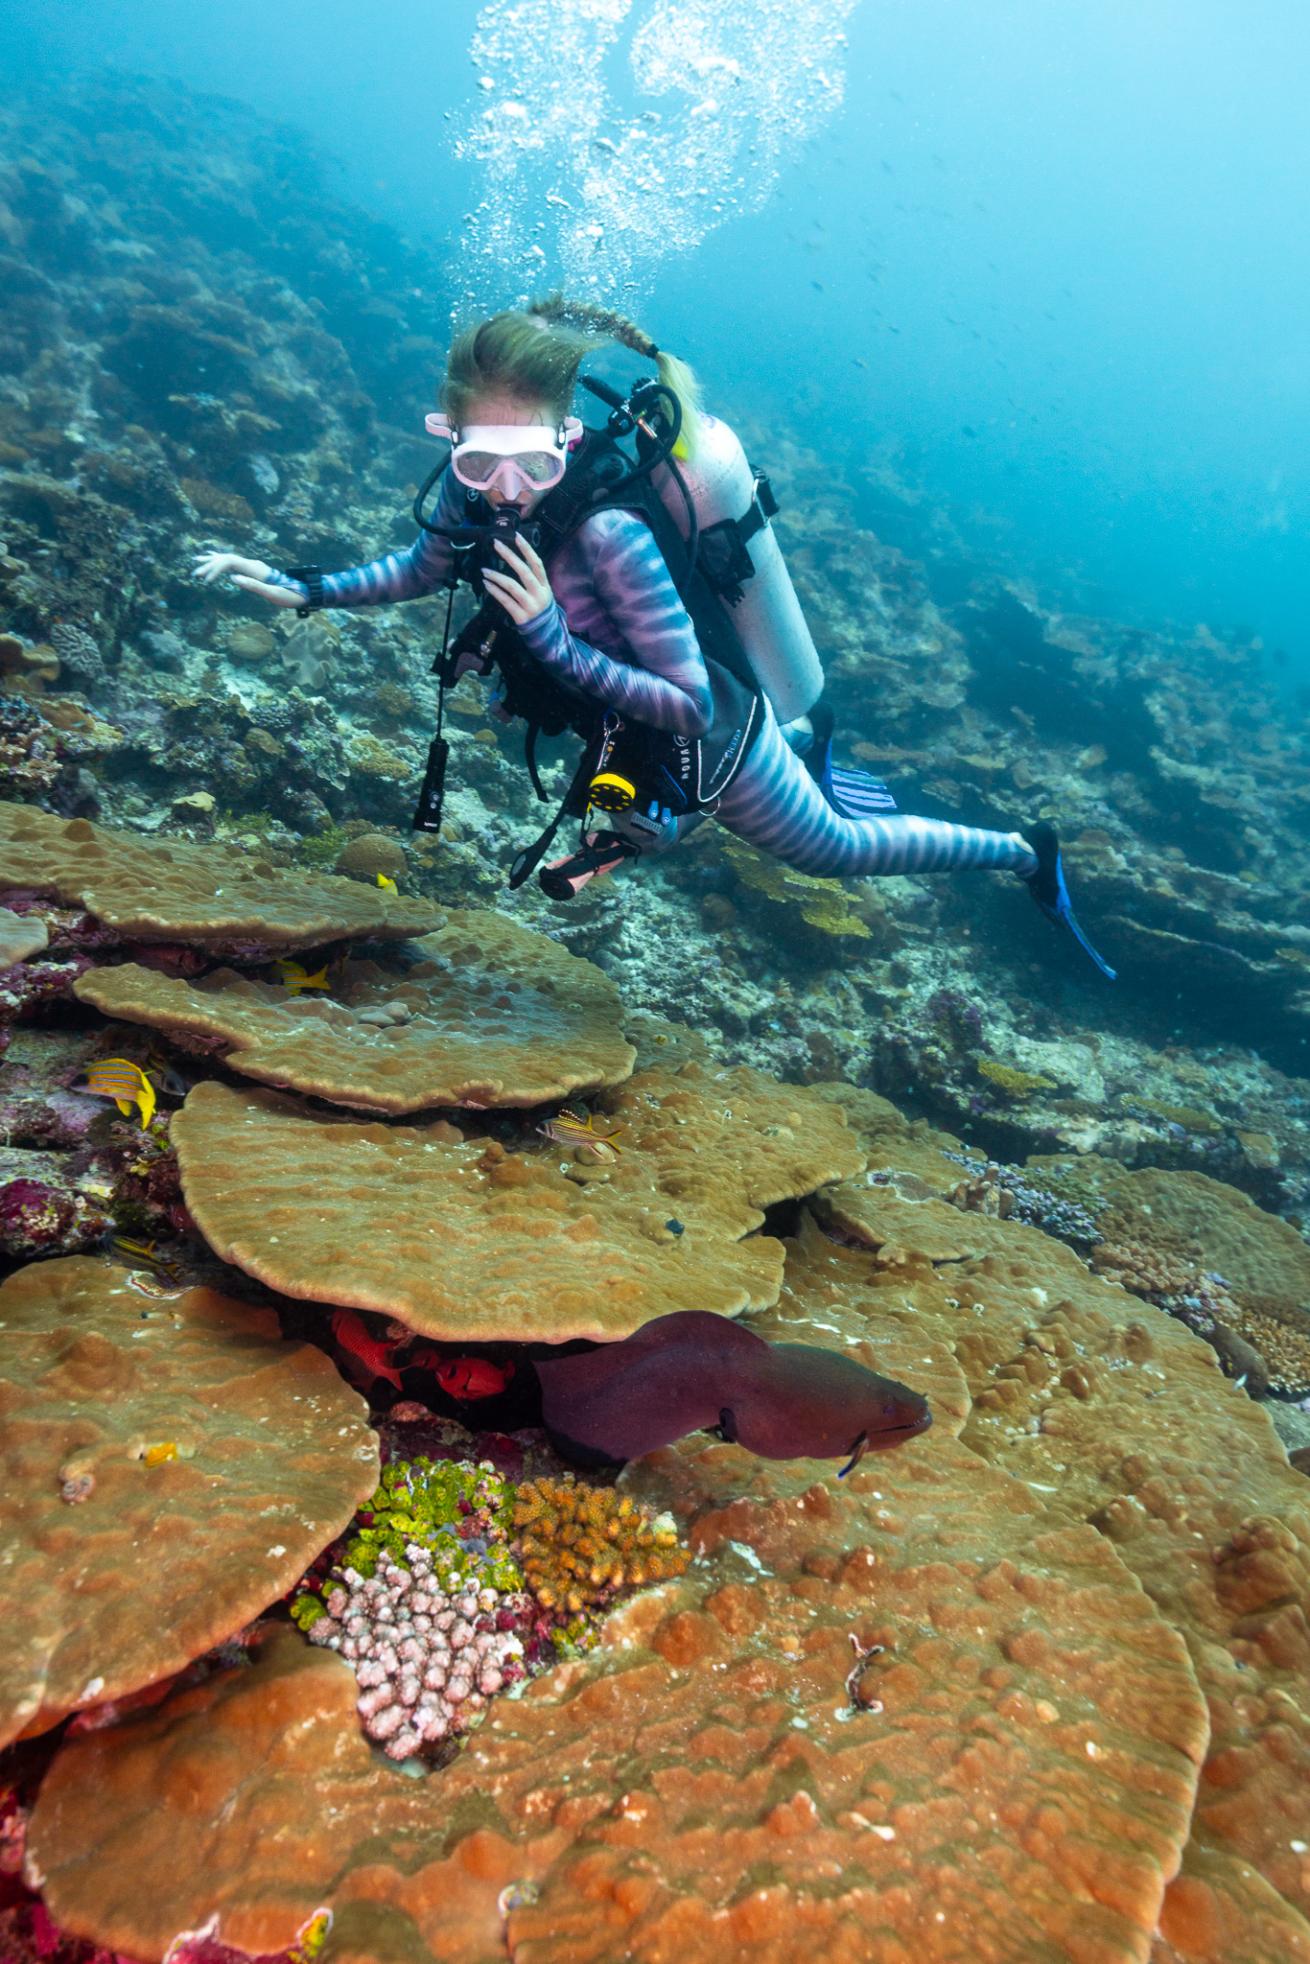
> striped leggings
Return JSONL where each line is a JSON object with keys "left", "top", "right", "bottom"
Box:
{"left": 714, "top": 707, "right": 1038, "bottom": 878}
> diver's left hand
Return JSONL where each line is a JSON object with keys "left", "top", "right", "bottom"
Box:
{"left": 482, "top": 533, "right": 554, "bottom": 627}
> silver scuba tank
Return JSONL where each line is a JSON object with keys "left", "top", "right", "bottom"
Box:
{"left": 650, "top": 413, "right": 824, "bottom": 725}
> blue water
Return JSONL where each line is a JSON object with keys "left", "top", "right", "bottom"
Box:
{"left": 7, "top": 0, "right": 1309, "bottom": 664}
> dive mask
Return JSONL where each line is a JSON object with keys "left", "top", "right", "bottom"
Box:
{"left": 425, "top": 412, "right": 583, "bottom": 501}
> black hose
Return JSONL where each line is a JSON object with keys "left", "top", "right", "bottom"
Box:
{"left": 663, "top": 451, "right": 699, "bottom": 596}
{"left": 412, "top": 457, "right": 450, "bottom": 535}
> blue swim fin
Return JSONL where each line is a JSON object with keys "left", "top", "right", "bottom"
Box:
{"left": 1021, "top": 821, "right": 1117, "bottom": 980}
{"left": 802, "top": 702, "right": 898, "bottom": 817}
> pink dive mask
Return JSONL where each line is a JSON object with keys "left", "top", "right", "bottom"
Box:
{"left": 425, "top": 412, "right": 583, "bottom": 500}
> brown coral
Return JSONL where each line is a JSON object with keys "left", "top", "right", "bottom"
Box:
{"left": 74, "top": 910, "right": 636, "bottom": 1113}
{"left": 0, "top": 799, "right": 443, "bottom": 948}
{"left": 169, "top": 1064, "right": 858, "bottom": 1341}
{"left": 27, "top": 1430, "right": 1206, "bottom": 1964}
{"left": 170, "top": 1081, "right": 784, "bottom": 1341}
{"left": 513, "top": 1475, "right": 690, "bottom": 1613}
{"left": 611, "top": 1060, "right": 864, "bottom": 1237}
{"left": 0, "top": 1256, "right": 378, "bottom": 1750}
{"left": 17, "top": 1098, "right": 1310, "bottom": 1960}
{"left": 335, "top": 832, "right": 408, "bottom": 882}
{"left": 0, "top": 904, "right": 48, "bottom": 965}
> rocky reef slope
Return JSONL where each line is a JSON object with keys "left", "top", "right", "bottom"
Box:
{"left": 0, "top": 806, "right": 1308, "bottom": 1964}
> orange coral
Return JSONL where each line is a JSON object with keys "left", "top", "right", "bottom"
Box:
{"left": 513, "top": 1476, "right": 690, "bottom": 1614}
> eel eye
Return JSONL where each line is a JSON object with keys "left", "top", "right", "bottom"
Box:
{"left": 837, "top": 1430, "right": 869, "bottom": 1480}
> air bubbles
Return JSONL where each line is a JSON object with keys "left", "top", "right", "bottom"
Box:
{"left": 452, "top": 0, "right": 858, "bottom": 304}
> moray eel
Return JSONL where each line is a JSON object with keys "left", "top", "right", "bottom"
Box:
{"left": 534, "top": 1310, "right": 931, "bottom": 1475}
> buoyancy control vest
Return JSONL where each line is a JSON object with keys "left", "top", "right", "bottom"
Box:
{"left": 407, "top": 380, "right": 822, "bottom": 887}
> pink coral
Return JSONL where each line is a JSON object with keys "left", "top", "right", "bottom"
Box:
{"left": 308, "top": 1542, "right": 529, "bottom": 1761}
{"left": 0, "top": 955, "right": 94, "bottom": 1023}
{"left": 0, "top": 1178, "right": 109, "bottom": 1258}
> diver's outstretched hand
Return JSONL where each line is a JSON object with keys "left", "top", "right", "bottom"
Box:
{"left": 192, "top": 552, "right": 303, "bottom": 608}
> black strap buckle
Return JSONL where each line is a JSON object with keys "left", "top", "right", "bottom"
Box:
{"left": 283, "top": 566, "right": 324, "bottom": 619}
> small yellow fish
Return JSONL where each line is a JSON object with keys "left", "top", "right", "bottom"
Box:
{"left": 275, "top": 957, "right": 331, "bottom": 996}
{"left": 290, "top": 1910, "right": 333, "bottom": 1964}
{"left": 114, "top": 1235, "right": 162, "bottom": 1264}
{"left": 143, "top": 1441, "right": 178, "bottom": 1467}
{"left": 75, "top": 1057, "right": 157, "bottom": 1130}
{"left": 538, "top": 1108, "right": 625, "bottom": 1161}
{"left": 375, "top": 873, "right": 398, "bottom": 891}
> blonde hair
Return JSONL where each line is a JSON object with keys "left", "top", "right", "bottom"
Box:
{"left": 441, "top": 294, "right": 701, "bottom": 456}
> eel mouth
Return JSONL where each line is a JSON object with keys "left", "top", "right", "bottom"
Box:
{"left": 840, "top": 1409, "right": 933, "bottom": 1472}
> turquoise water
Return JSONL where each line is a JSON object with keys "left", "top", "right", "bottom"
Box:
{"left": 6, "top": 0, "right": 1309, "bottom": 665}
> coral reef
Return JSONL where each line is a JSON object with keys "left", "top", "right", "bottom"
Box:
{"left": 512, "top": 1475, "right": 690, "bottom": 1613}
{"left": 0, "top": 1256, "right": 378, "bottom": 1749}
{"left": 307, "top": 1543, "right": 529, "bottom": 1762}
{"left": 0, "top": 801, "right": 442, "bottom": 950}
{"left": 74, "top": 908, "right": 636, "bottom": 1114}
{"left": 4, "top": 65, "right": 1310, "bottom": 1964}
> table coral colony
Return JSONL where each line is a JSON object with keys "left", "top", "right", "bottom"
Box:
{"left": 1, "top": 801, "right": 1309, "bottom": 1964}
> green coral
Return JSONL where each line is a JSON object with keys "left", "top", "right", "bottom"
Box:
{"left": 346, "top": 1457, "right": 518, "bottom": 1580}
{"left": 977, "top": 1058, "right": 1057, "bottom": 1100}
{"left": 1122, "top": 1095, "right": 1222, "bottom": 1137}
{"left": 290, "top": 1593, "right": 327, "bottom": 1632}
{"left": 723, "top": 837, "right": 871, "bottom": 939}
{"left": 296, "top": 1458, "right": 524, "bottom": 1627}
{"left": 296, "top": 822, "right": 354, "bottom": 869}
{"left": 550, "top": 1615, "right": 602, "bottom": 1659}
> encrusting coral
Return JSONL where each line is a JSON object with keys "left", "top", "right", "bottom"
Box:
{"left": 976, "top": 1055, "right": 1058, "bottom": 1099}
{"left": 0, "top": 799, "right": 443, "bottom": 950}
{"left": 74, "top": 909, "right": 636, "bottom": 1113}
{"left": 169, "top": 1063, "right": 860, "bottom": 1342}
{"left": 512, "top": 1474, "right": 690, "bottom": 1613}
{"left": 721, "top": 834, "right": 873, "bottom": 941}
{"left": 0, "top": 1256, "right": 378, "bottom": 1750}
{"left": 291, "top": 1459, "right": 695, "bottom": 1763}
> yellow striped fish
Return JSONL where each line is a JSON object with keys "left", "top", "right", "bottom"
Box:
{"left": 275, "top": 957, "right": 332, "bottom": 995}
{"left": 75, "top": 1057, "right": 157, "bottom": 1129}
{"left": 538, "top": 1108, "right": 625, "bottom": 1161}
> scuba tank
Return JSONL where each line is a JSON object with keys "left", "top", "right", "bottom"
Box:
{"left": 649, "top": 413, "right": 824, "bottom": 726}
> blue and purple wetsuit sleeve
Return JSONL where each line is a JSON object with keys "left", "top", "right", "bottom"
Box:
{"left": 267, "top": 496, "right": 711, "bottom": 736}
{"left": 265, "top": 470, "right": 465, "bottom": 607}
{"left": 517, "top": 510, "right": 713, "bottom": 737}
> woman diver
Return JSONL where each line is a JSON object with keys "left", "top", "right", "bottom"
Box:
{"left": 193, "top": 297, "right": 1113, "bottom": 977}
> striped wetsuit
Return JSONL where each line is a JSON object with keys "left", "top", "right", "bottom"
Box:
{"left": 269, "top": 471, "right": 1038, "bottom": 882}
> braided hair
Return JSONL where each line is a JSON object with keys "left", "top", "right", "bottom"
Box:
{"left": 441, "top": 294, "right": 701, "bottom": 455}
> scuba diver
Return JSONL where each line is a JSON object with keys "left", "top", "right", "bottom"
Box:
{"left": 193, "top": 296, "right": 1113, "bottom": 978}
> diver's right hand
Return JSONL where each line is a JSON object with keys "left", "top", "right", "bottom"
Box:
{"left": 192, "top": 552, "right": 305, "bottom": 608}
